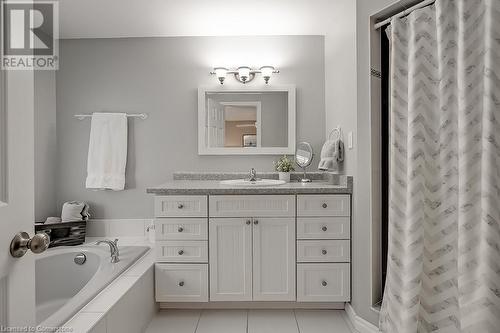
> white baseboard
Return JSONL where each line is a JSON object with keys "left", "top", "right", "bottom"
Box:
{"left": 160, "top": 301, "right": 345, "bottom": 310}
{"left": 87, "top": 218, "right": 154, "bottom": 238}
{"left": 343, "top": 303, "right": 381, "bottom": 333}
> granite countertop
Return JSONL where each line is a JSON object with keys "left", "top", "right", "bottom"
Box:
{"left": 147, "top": 172, "right": 353, "bottom": 195}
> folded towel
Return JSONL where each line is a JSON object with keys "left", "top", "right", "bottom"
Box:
{"left": 61, "top": 201, "right": 90, "bottom": 222}
{"left": 85, "top": 113, "right": 128, "bottom": 190}
{"left": 45, "top": 217, "right": 62, "bottom": 224}
{"left": 318, "top": 138, "right": 344, "bottom": 172}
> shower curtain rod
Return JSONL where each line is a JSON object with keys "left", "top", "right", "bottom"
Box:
{"left": 374, "top": 0, "right": 436, "bottom": 29}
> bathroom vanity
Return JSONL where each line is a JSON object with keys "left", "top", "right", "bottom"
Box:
{"left": 147, "top": 173, "right": 352, "bottom": 307}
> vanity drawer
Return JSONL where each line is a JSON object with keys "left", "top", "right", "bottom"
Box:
{"left": 209, "top": 195, "right": 295, "bottom": 217}
{"left": 154, "top": 196, "right": 207, "bottom": 217}
{"left": 155, "top": 263, "right": 208, "bottom": 302}
{"left": 155, "top": 218, "right": 208, "bottom": 240}
{"left": 297, "top": 263, "right": 350, "bottom": 302}
{"left": 297, "top": 240, "right": 350, "bottom": 263}
{"left": 297, "top": 195, "right": 350, "bottom": 217}
{"left": 297, "top": 217, "right": 350, "bottom": 239}
{"left": 156, "top": 241, "right": 208, "bottom": 262}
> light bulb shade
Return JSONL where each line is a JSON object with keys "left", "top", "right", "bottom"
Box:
{"left": 237, "top": 66, "right": 251, "bottom": 82}
{"left": 214, "top": 67, "right": 228, "bottom": 84}
{"left": 260, "top": 66, "right": 274, "bottom": 78}
{"left": 260, "top": 66, "right": 274, "bottom": 84}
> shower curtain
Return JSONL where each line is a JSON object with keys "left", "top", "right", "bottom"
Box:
{"left": 380, "top": 0, "right": 500, "bottom": 332}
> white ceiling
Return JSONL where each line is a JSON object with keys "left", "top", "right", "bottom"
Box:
{"left": 59, "top": 0, "right": 354, "bottom": 39}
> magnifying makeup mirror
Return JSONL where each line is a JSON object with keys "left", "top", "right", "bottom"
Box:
{"left": 295, "top": 142, "right": 314, "bottom": 183}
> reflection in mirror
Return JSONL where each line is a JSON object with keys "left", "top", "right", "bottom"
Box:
{"left": 199, "top": 86, "right": 295, "bottom": 155}
{"left": 206, "top": 92, "right": 286, "bottom": 148}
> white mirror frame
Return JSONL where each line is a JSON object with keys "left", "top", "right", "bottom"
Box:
{"left": 198, "top": 84, "right": 296, "bottom": 155}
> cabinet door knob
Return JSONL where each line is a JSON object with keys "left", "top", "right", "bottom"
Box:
{"left": 178, "top": 203, "right": 184, "bottom": 209}
{"left": 321, "top": 226, "right": 328, "bottom": 232}
{"left": 321, "top": 249, "right": 327, "bottom": 255}
{"left": 178, "top": 281, "right": 184, "bottom": 287}
{"left": 246, "top": 220, "right": 251, "bottom": 225}
{"left": 254, "top": 220, "right": 259, "bottom": 225}
{"left": 322, "top": 203, "right": 328, "bottom": 208}
{"left": 178, "top": 226, "right": 184, "bottom": 232}
{"left": 178, "top": 249, "right": 184, "bottom": 255}
{"left": 321, "top": 280, "right": 328, "bottom": 287}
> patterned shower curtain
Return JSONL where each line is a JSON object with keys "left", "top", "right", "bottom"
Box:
{"left": 380, "top": 0, "right": 500, "bottom": 332}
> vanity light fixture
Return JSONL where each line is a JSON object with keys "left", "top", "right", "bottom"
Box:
{"left": 210, "top": 66, "right": 279, "bottom": 84}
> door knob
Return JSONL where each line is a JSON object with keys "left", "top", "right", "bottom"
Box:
{"left": 321, "top": 226, "right": 328, "bottom": 232}
{"left": 321, "top": 280, "right": 328, "bottom": 287}
{"left": 178, "top": 281, "right": 185, "bottom": 287}
{"left": 253, "top": 220, "right": 259, "bottom": 225}
{"left": 246, "top": 220, "right": 251, "bottom": 225}
{"left": 10, "top": 232, "right": 50, "bottom": 258}
{"left": 178, "top": 226, "right": 184, "bottom": 232}
{"left": 178, "top": 249, "right": 184, "bottom": 255}
{"left": 178, "top": 203, "right": 184, "bottom": 209}
{"left": 321, "top": 249, "right": 327, "bottom": 255}
{"left": 322, "top": 203, "right": 328, "bottom": 208}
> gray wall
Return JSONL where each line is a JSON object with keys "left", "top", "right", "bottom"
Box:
{"left": 34, "top": 72, "right": 57, "bottom": 221}
{"left": 56, "top": 36, "right": 325, "bottom": 218}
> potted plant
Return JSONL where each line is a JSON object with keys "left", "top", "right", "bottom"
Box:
{"left": 274, "top": 155, "right": 295, "bottom": 183}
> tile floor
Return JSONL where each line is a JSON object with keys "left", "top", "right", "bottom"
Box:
{"left": 145, "top": 309, "right": 354, "bottom": 333}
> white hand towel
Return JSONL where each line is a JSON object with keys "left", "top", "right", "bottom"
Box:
{"left": 85, "top": 113, "right": 128, "bottom": 190}
{"left": 318, "top": 138, "right": 344, "bottom": 172}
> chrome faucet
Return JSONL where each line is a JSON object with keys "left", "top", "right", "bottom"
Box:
{"left": 249, "top": 168, "right": 257, "bottom": 182}
{"left": 96, "top": 239, "right": 120, "bottom": 263}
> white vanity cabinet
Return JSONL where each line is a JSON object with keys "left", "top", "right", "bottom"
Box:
{"left": 209, "top": 195, "right": 296, "bottom": 302}
{"left": 154, "top": 195, "right": 209, "bottom": 302}
{"left": 296, "top": 195, "right": 351, "bottom": 302}
{"left": 153, "top": 192, "right": 351, "bottom": 305}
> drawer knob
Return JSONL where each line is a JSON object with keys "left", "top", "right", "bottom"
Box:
{"left": 178, "top": 249, "right": 184, "bottom": 255}
{"left": 321, "top": 280, "right": 328, "bottom": 287}
{"left": 178, "top": 204, "right": 184, "bottom": 209}
{"left": 253, "top": 220, "right": 259, "bottom": 225}
{"left": 321, "top": 226, "right": 328, "bottom": 232}
{"left": 178, "top": 281, "right": 184, "bottom": 287}
{"left": 322, "top": 203, "right": 328, "bottom": 208}
{"left": 321, "top": 249, "right": 327, "bottom": 255}
{"left": 246, "top": 220, "right": 251, "bottom": 225}
{"left": 178, "top": 226, "right": 184, "bottom": 232}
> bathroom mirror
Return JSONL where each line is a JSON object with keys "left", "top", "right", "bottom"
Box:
{"left": 198, "top": 85, "right": 296, "bottom": 155}
{"left": 295, "top": 141, "right": 314, "bottom": 183}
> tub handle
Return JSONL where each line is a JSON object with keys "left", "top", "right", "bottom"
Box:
{"left": 10, "top": 232, "right": 50, "bottom": 258}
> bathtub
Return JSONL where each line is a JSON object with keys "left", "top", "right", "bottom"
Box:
{"left": 36, "top": 244, "right": 149, "bottom": 328}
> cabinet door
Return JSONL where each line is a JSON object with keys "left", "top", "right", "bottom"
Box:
{"left": 209, "top": 218, "right": 252, "bottom": 301}
{"left": 252, "top": 217, "right": 296, "bottom": 301}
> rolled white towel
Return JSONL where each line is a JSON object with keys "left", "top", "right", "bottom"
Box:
{"left": 61, "top": 201, "right": 90, "bottom": 222}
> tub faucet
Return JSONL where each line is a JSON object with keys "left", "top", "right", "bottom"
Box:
{"left": 96, "top": 239, "right": 120, "bottom": 263}
{"left": 249, "top": 168, "right": 257, "bottom": 182}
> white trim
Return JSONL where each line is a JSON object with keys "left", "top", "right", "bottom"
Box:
{"left": 198, "top": 84, "right": 296, "bottom": 155}
{"left": 87, "top": 218, "right": 154, "bottom": 238}
{"left": 159, "top": 301, "right": 345, "bottom": 309}
{"left": 343, "top": 303, "right": 381, "bottom": 333}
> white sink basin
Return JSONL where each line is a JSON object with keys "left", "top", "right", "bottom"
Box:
{"left": 220, "top": 179, "right": 286, "bottom": 186}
